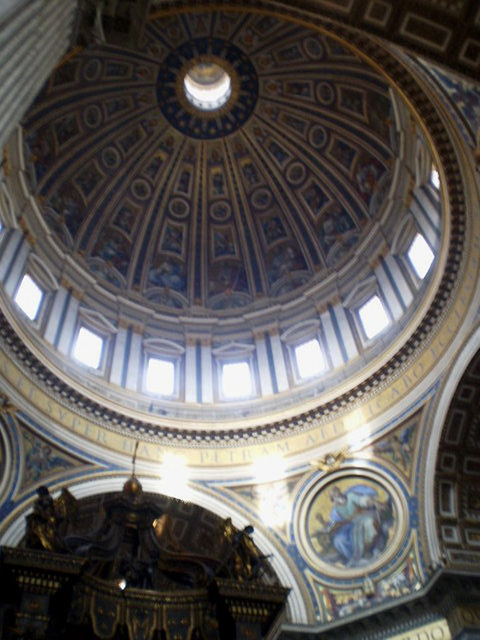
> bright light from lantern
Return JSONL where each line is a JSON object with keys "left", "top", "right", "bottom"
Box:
{"left": 146, "top": 357, "right": 175, "bottom": 396}
{"left": 408, "top": 233, "right": 434, "bottom": 279}
{"left": 14, "top": 274, "right": 43, "bottom": 320}
{"left": 158, "top": 452, "right": 190, "bottom": 499}
{"left": 184, "top": 62, "right": 232, "bottom": 111}
{"left": 359, "top": 295, "right": 390, "bottom": 340}
{"left": 257, "top": 484, "right": 291, "bottom": 528}
{"left": 252, "top": 455, "right": 290, "bottom": 527}
{"left": 252, "top": 454, "right": 286, "bottom": 484}
{"left": 222, "top": 361, "right": 252, "bottom": 399}
{"left": 73, "top": 327, "right": 104, "bottom": 369}
{"left": 295, "top": 338, "right": 326, "bottom": 379}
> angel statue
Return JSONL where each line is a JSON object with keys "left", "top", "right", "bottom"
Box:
{"left": 310, "top": 450, "right": 347, "bottom": 473}
{"left": 219, "top": 517, "right": 269, "bottom": 581}
{"left": 25, "top": 485, "right": 77, "bottom": 552}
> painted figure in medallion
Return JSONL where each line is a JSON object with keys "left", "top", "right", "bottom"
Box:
{"left": 309, "top": 478, "right": 394, "bottom": 569}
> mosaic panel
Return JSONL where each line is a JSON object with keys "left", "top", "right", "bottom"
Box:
{"left": 297, "top": 470, "right": 407, "bottom": 580}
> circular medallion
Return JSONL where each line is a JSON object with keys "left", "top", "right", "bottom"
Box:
{"left": 316, "top": 81, "right": 335, "bottom": 105}
{"left": 168, "top": 198, "right": 190, "bottom": 219}
{"left": 251, "top": 188, "right": 272, "bottom": 210}
{"left": 304, "top": 37, "right": 325, "bottom": 60}
{"left": 131, "top": 179, "right": 152, "bottom": 201}
{"left": 309, "top": 125, "right": 328, "bottom": 149}
{"left": 101, "top": 146, "right": 121, "bottom": 170}
{"left": 157, "top": 38, "right": 258, "bottom": 139}
{"left": 83, "top": 59, "right": 102, "bottom": 81}
{"left": 295, "top": 470, "right": 407, "bottom": 577}
{"left": 286, "top": 162, "right": 307, "bottom": 186}
{"left": 83, "top": 105, "right": 102, "bottom": 129}
{"left": 210, "top": 201, "right": 231, "bottom": 221}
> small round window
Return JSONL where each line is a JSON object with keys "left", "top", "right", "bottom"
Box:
{"left": 184, "top": 62, "right": 232, "bottom": 111}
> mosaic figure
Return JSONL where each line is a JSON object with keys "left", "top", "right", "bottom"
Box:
{"left": 208, "top": 261, "right": 248, "bottom": 295}
{"left": 144, "top": 156, "right": 163, "bottom": 180}
{"left": 262, "top": 215, "right": 287, "bottom": 245}
{"left": 303, "top": 182, "right": 329, "bottom": 217}
{"left": 368, "top": 92, "right": 393, "bottom": 140}
{"left": 94, "top": 229, "right": 130, "bottom": 276}
{"left": 267, "top": 244, "right": 306, "bottom": 284}
{"left": 161, "top": 224, "right": 184, "bottom": 255}
{"left": 339, "top": 87, "right": 365, "bottom": 116}
{"left": 241, "top": 161, "right": 260, "bottom": 188}
{"left": 211, "top": 168, "right": 225, "bottom": 195}
{"left": 330, "top": 139, "right": 357, "bottom": 172}
{"left": 25, "top": 128, "right": 55, "bottom": 181}
{"left": 24, "top": 432, "right": 72, "bottom": 485}
{"left": 47, "top": 188, "right": 84, "bottom": 237}
{"left": 268, "top": 141, "right": 289, "bottom": 165}
{"left": 318, "top": 207, "right": 356, "bottom": 254}
{"left": 114, "top": 205, "right": 136, "bottom": 234}
{"left": 212, "top": 227, "right": 236, "bottom": 258}
{"left": 354, "top": 156, "right": 385, "bottom": 206}
{"left": 149, "top": 256, "right": 187, "bottom": 293}
{"left": 75, "top": 164, "right": 102, "bottom": 197}
{"left": 309, "top": 478, "right": 394, "bottom": 569}
{"left": 374, "top": 425, "right": 415, "bottom": 471}
{"left": 177, "top": 169, "right": 191, "bottom": 194}
{"left": 120, "top": 130, "right": 139, "bottom": 154}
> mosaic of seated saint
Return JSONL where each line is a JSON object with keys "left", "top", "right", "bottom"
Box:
{"left": 309, "top": 478, "right": 394, "bottom": 569}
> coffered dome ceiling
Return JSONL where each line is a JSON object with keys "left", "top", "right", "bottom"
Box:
{"left": 23, "top": 11, "right": 405, "bottom": 316}
{"left": 4, "top": 5, "right": 452, "bottom": 433}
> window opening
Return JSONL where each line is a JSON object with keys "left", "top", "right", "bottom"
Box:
{"left": 358, "top": 295, "right": 390, "bottom": 339}
{"left": 73, "top": 326, "right": 104, "bottom": 369}
{"left": 146, "top": 357, "right": 175, "bottom": 396}
{"left": 14, "top": 274, "right": 43, "bottom": 320}
{"left": 222, "top": 361, "right": 252, "bottom": 399}
{"left": 408, "top": 233, "right": 434, "bottom": 279}
{"left": 295, "top": 338, "right": 326, "bottom": 379}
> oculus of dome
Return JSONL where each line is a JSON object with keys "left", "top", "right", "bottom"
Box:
{"left": 157, "top": 38, "right": 258, "bottom": 139}
{"left": 183, "top": 60, "right": 232, "bottom": 111}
